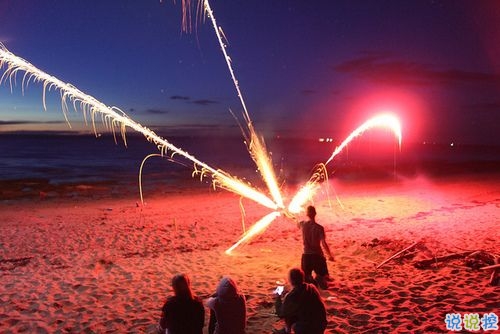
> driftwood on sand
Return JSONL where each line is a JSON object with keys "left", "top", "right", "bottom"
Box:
{"left": 413, "top": 251, "right": 474, "bottom": 269}
{"left": 376, "top": 241, "right": 418, "bottom": 269}
{"left": 414, "top": 251, "right": 499, "bottom": 285}
{"left": 482, "top": 258, "right": 500, "bottom": 286}
{"left": 479, "top": 263, "right": 500, "bottom": 271}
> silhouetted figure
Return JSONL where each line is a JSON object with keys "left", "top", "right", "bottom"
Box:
{"left": 274, "top": 268, "right": 327, "bottom": 334}
{"left": 207, "top": 276, "right": 246, "bottom": 334}
{"left": 157, "top": 274, "right": 204, "bottom": 334}
{"left": 299, "top": 206, "right": 334, "bottom": 289}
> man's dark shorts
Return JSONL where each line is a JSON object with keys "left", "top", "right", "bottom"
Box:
{"left": 301, "top": 253, "right": 328, "bottom": 277}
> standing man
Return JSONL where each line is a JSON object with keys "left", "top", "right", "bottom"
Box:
{"left": 299, "top": 205, "right": 334, "bottom": 289}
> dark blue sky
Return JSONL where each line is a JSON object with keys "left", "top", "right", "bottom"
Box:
{"left": 1, "top": 1, "right": 499, "bottom": 144}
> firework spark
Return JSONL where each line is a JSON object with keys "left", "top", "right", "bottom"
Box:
{"left": 198, "top": 0, "right": 290, "bottom": 252}
{"left": 225, "top": 211, "right": 281, "bottom": 254}
{"left": 325, "top": 114, "right": 402, "bottom": 165}
{"left": 202, "top": 0, "right": 284, "bottom": 209}
{"left": 287, "top": 113, "right": 402, "bottom": 214}
{"left": 0, "top": 43, "right": 277, "bottom": 211}
{"left": 226, "top": 114, "right": 402, "bottom": 253}
{"left": 200, "top": 0, "right": 402, "bottom": 237}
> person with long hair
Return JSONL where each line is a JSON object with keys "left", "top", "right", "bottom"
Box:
{"left": 157, "top": 273, "right": 205, "bottom": 334}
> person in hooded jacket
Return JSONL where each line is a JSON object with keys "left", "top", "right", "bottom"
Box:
{"left": 206, "top": 276, "right": 246, "bottom": 334}
{"left": 274, "top": 268, "right": 327, "bottom": 334}
{"left": 157, "top": 273, "right": 205, "bottom": 334}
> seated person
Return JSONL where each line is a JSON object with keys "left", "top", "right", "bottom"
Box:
{"left": 206, "top": 276, "right": 246, "bottom": 334}
{"left": 274, "top": 268, "right": 327, "bottom": 334}
{"left": 157, "top": 273, "right": 204, "bottom": 334}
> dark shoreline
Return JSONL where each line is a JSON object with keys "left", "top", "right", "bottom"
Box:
{"left": 2, "top": 161, "right": 499, "bottom": 203}
{"left": 2, "top": 132, "right": 499, "bottom": 201}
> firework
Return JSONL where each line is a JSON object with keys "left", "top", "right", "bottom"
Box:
{"left": 0, "top": 43, "right": 277, "bottom": 211}
{"left": 226, "top": 115, "right": 402, "bottom": 253}
{"left": 286, "top": 113, "right": 402, "bottom": 214}
{"left": 202, "top": 0, "right": 284, "bottom": 209}
{"left": 225, "top": 212, "right": 281, "bottom": 254}
{"left": 0, "top": 1, "right": 403, "bottom": 254}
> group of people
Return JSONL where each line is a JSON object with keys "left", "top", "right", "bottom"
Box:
{"left": 157, "top": 274, "right": 245, "bottom": 334}
{"left": 157, "top": 206, "right": 334, "bottom": 334}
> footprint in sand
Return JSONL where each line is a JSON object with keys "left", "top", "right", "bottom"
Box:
{"left": 391, "top": 297, "right": 407, "bottom": 307}
{"left": 347, "top": 313, "right": 371, "bottom": 327}
{"left": 410, "top": 297, "right": 427, "bottom": 305}
{"left": 397, "top": 291, "right": 409, "bottom": 298}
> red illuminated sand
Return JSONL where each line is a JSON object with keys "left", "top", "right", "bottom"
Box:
{"left": 0, "top": 175, "right": 498, "bottom": 333}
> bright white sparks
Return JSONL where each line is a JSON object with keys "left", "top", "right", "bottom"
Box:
{"left": 0, "top": 43, "right": 277, "bottom": 211}
{"left": 202, "top": 0, "right": 284, "bottom": 209}
{"left": 286, "top": 113, "right": 403, "bottom": 215}
{"left": 325, "top": 113, "right": 402, "bottom": 165}
{"left": 224, "top": 211, "right": 281, "bottom": 255}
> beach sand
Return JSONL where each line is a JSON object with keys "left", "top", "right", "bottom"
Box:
{"left": 0, "top": 174, "right": 499, "bottom": 333}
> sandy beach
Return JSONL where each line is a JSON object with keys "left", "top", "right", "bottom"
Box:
{"left": 0, "top": 173, "right": 499, "bottom": 333}
{"left": 2, "top": 0, "right": 500, "bottom": 332}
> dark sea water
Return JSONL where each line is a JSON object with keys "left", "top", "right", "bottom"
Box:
{"left": 1, "top": 133, "right": 499, "bottom": 190}
{"left": 0, "top": 134, "right": 251, "bottom": 186}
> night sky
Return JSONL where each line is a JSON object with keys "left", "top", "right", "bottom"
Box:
{"left": 1, "top": 1, "right": 499, "bottom": 145}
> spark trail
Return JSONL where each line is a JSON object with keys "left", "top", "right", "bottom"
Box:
{"left": 227, "top": 114, "right": 403, "bottom": 253}
{"left": 288, "top": 114, "right": 402, "bottom": 214}
{"left": 325, "top": 114, "right": 402, "bottom": 165}
{"left": 199, "top": 1, "right": 402, "bottom": 232}
{"left": 0, "top": 43, "right": 277, "bottom": 211}
{"left": 202, "top": 0, "right": 284, "bottom": 209}
{"left": 198, "top": 0, "right": 286, "bottom": 252}
{"left": 225, "top": 211, "right": 281, "bottom": 254}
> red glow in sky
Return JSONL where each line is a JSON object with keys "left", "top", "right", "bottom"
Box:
{"left": 345, "top": 89, "right": 425, "bottom": 145}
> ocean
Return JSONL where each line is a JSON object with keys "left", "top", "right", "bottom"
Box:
{"left": 1, "top": 133, "right": 499, "bottom": 190}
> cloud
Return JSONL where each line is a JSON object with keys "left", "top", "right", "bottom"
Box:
{"left": 161, "top": 123, "right": 230, "bottom": 130}
{"left": 151, "top": 123, "right": 240, "bottom": 136}
{"left": 170, "top": 94, "right": 219, "bottom": 106}
{"left": 334, "top": 54, "right": 500, "bottom": 86}
{"left": 301, "top": 89, "right": 316, "bottom": 95}
{"left": 192, "top": 99, "right": 219, "bottom": 106}
{"left": 0, "top": 120, "right": 64, "bottom": 125}
{"left": 170, "top": 95, "right": 190, "bottom": 100}
{"left": 145, "top": 108, "right": 169, "bottom": 115}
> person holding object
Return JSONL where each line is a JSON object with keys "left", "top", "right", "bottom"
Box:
{"left": 157, "top": 273, "right": 205, "bottom": 334}
{"left": 274, "top": 268, "right": 327, "bottom": 334}
{"left": 299, "top": 205, "right": 334, "bottom": 289}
